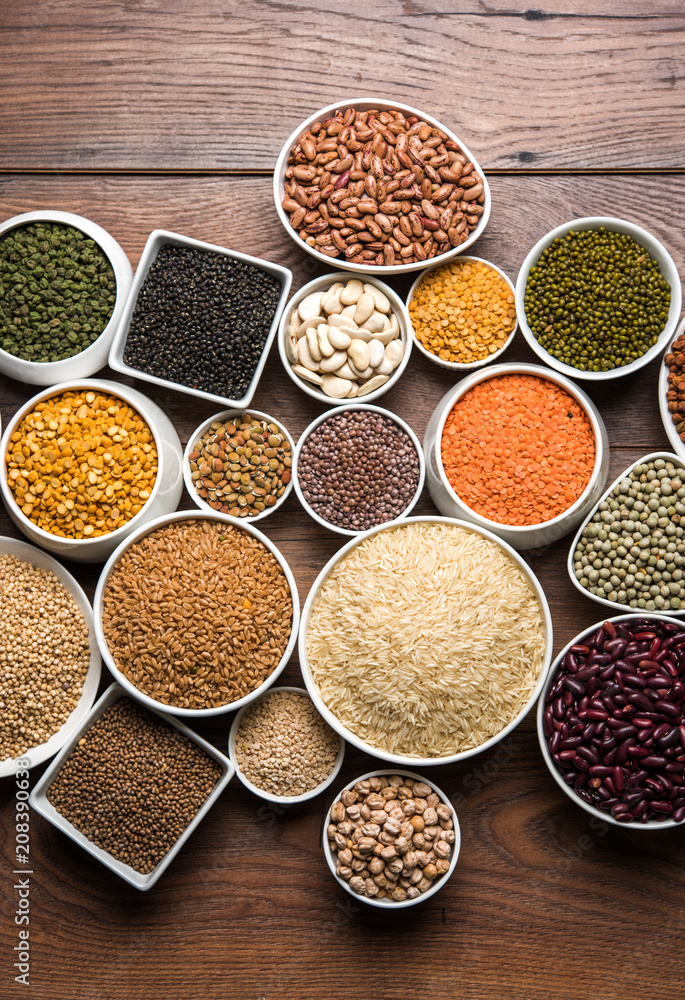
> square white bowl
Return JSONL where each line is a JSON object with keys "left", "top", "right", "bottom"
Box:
{"left": 108, "top": 230, "right": 292, "bottom": 408}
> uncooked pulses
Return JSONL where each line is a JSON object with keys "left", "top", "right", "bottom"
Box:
{"left": 306, "top": 521, "right": 547, "bottom": 757}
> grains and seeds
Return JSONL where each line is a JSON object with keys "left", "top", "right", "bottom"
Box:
{"left": 297, "top": 409, "right": 420, "bottom": 531}
{"left": 286, "top": 277, "right": 404, "bottom": 399}
{"left": 5, "top": 389, "right": 157, "bottom": 538}
{"left": 306, "top": 521, "right": 546, "bottom": 758}
{"left": 409, "top": 259, "right": 516, "bottom": 364}
{"left": 123, "top": 244, "right": 282, "bottom": 399}
{"left": 235, "top": 690, "right": 339, "bottom": 797}
{"left": 327, "top": 774, "right": 455, "bottom": 901}
{"left": 524, "top": 227, "right": 671, "bottom": 372}
{"left": 188, "top": 413, "right": 292, "bottom": 517}
{"left": 102, "top": 518, "right": 293, "bottom": 709}
{"left": 543, "top": 618, "right": 685, "bottom": 824}
{"left": 47, "top": 697, "right": 222, "bottom": 872}
{"left": 0, "top": 555, "right": 90, "bottom": 760}
{"left": 282, "top": 106, "right": 485, "bottom": 268}
{"left": 0, "top": 222, "right": 116, "bottom": 362}
{"left": 572, "top": 458, "right": 685, "bottom": 611}
{"left": 664, "top": 334, "right": 685, "bottom": 443}
{"left": 441, "top": 373, "right": 595, "bottom": 526}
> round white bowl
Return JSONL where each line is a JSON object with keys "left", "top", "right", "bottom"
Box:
{"left": 515, "top": 216, "right": 682, "bottom": 381}
{"left": 659, "top": 316, "right": 685, "bottom": 460}
{"left": 278, "top": 271, "right": 412, "bottom": 405}
{"left": 323, "top": 769, "right": 461, "bottom": 908}
{"left": 274, "top": 98, "right": 491, "bottom": 276}
{"left": 293, "top": 403, "right": 425, "bottom": 537}
{"left": 183, "top": 408, "right": 295, "bottom": 523}
{"left": 0, "top": 211, "right": 132, "bottom": 385}
{"left": 423, "top": 363, "right": 610, "bottom": 550}
{"left": 94, "top": 511, "right": 300, "bottom": 718}
{"left": 0, "top": 535, "right": 101, "bottom": 777}
{"left": 0, "top": 379, "right": 183, "bottom": 563}
{"left": 299, "top": 515, "right": 553, "bottom": 768}
{"left": 228, "top": 686, "right": 345, "bottom": 804}
{"left": 537, "top": 613, "right": 685, "bottom": 829}
{"left": 407, "top": 256, "right": 517, "bottom": 371}
{"left": 567, "top": 451, "right": 685, "bottom": 616}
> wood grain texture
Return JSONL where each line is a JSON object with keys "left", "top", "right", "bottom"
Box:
{"left": 1, "top": 1, "right": 684, "bottom": 171}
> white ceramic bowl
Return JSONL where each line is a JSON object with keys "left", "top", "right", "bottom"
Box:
{"left": 293, "top": 403, "right": 425, "bottom": 537}
{"left": 93, "top": 511, "right": 300, "bottom": 718}
{"left": 274, "top": 98, "right": 491, "bottom": 276}
{"left": 29, "top": 683, "right": 234, "bottom": 890}
{"left": 407, "top": 256, "right": 517, "bottom": 371}
{"left": 537, "top": 614, "right": 685, "bottom": 829}
{"left": 659, "top": 316, "right": 685, "bottom": 460}
{"left": 515, "top": 216, "right": 682, "bottom": 381}
{"left": 278, "top": 271, "right": 412, "bottom": 405}
{"left": 323, "top": 769, "right": 461, "bottom": 908}
{"left": 299, "top": 516, "right": 553, "bottom": 768}
{"left": 228, "top": 686, "right": 345, "bottom": 805}
{"left": 183, "top": 408, "right": 295, "bottom": 523}
{"left": 568, "top": 451, "right": 685, "bottom": 616}
{"left": 0, "top": 536, "right": 101, "bottom": 777}
{"left": 0, "top": 210, "right": 132, "bottom": 385}
{"left": 0, "top": 379, "right": 183, "bottom": 563}
{"left": 423, "top": 363, "right": 610, "bottom": 550}
{"left": 108, "top": 229, "right": 292, "bottom": 409}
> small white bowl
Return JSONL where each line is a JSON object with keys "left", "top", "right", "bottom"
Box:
{"left": 515, "top": 216, "right": 682, "bottom": 381}
{"left": 109, "top": 229, "right": 292, "bottom": 409}
{"left": 228, "top": 686, "right": 345, "bottom": 804}
{"left": 0, "top": 536, "right": 101, "bottom": 777}
{"left": 93, "top": 511, "right": 300, "bottom": 719}
{"left": 423, "top": 363, "right": 610, "bottom": 550}
{"left": 0, "top": 211, "right": 132, "bottom": 385}
{"left": 407, "top": 256, "right": 517, "bottom": 371}
{"left": 568, "top": 451, "right": 685, "bottom": 615}
{"left": 293, "top": 403, "right": 425, "bottom": 537}
{"left": 278, "top": 271, "right": 412, "bottom": 405}
{"left": 274, "top": 98, "right": 490, "bottom": 276}
{"left": 0, "top": 379, "right": 183, "bottom": 563}
{"left": 183, "top": 409, "right": 295, "bottom": 523}
{"left": 537, "top": 614, "right": 685, "bottom": 829}
{"left": 323, "top": 769, "right": 461, "bottom": 908}
{"left": 29, "top": 683, "right": 234, "bottom": 890}
{"left": 659, "top": 316, "right": 685, "bottom": 460}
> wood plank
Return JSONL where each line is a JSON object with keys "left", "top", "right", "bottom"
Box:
{"left": 1, "top": 1, "right": 684, "bottom": 171}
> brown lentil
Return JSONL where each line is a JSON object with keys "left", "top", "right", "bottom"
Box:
{"left": 665, "top": 334, "right": 685, "bottom": 443}
{"left": 46, "top": 697, "right": 222, "bottom": 873}
{"left": 101, "top": 518, "right": 293, "bottom": 709}
{"left": 235, "top": 690, "right": 339, "bottom": 797}
{"left": 5, "top": 389, "right": 158, "bottom": 538}
{"left": 0, "top": 554, "right": 90, "bottom": 761}
{"left": 188, "top": 413, "right": 292, "bottom": 516}
{"left": 409, "top": 259, "right": 516, "bottom": 364}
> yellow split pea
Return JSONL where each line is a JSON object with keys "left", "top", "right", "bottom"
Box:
{"left": 5, "top": 389, "right": 158, "bottom": 539}
{"left": 409, "top": 260, "right": 516, "bottom": 364}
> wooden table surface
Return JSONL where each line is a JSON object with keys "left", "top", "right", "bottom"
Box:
{"left": 1, "top": 3, "right": 685, "bottom": 998}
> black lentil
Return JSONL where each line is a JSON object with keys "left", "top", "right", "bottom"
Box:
{"left": 524, "top": 227, "right": 671, "bottom": 372}
{"left": 123, "top": 244, "right": 281, "bottom": 398}
{"left": 0, "top": 222, "right": 116, "bottom": 362}
{"left": 297, "top": 410, "right": 421, "bottom": 531}
{"left": 46, "top": 697, "right": 222, "bottom": 874}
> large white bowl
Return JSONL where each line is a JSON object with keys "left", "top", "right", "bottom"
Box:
{"left": 0, "top": 211, "right": 132, "bottom": 385}
{"left": 299, "top": 516, "right": 553, "bottom": 768}
{"left": 659, "top": 316, "right": 685, "bottom": 460}
{"left": 0, "top": 379, "right": 183, "bottom": 562}
{"left": 423, "top": 363, "right": 610, "bottom": 550}
{"left": 515, "top": 216, "right": 682, "bottom": 381}
{"left": 274, "top": 98, "right": 491, "bottom": 276}
{"left": 94, "top": 511, "right": 300, "bottom": 718}
{"left": 0, "top": 536, "right": 101, "bottom": 777}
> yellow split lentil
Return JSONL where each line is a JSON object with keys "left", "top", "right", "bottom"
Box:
{"left": 409, "top": 259, "right": 517, "bottom": 364}
{"left": 5, "top": 389, "right": 158, "bottom": 539}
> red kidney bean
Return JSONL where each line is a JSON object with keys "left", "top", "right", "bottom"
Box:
{"left": 674, "top": 805, "right": 685, "bottom": 822}
{"left": 656, "top": 700, "right": 680, "bottom": 718}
